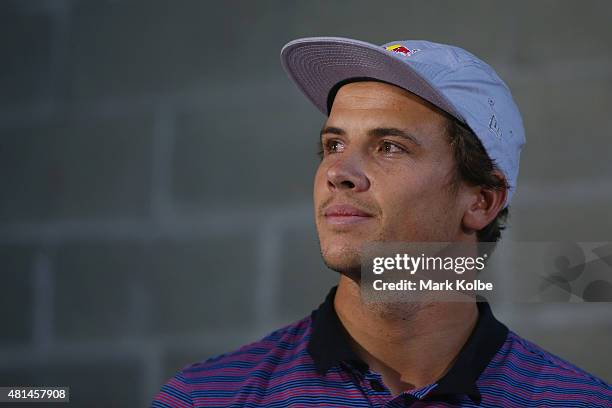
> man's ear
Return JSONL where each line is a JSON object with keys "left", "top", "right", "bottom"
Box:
{"left": 462, "top": 171, "right": 508, "bottom": 233}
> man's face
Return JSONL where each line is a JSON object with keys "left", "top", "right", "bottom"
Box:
{"left": 314, "top": 81, "right": 469, "bottom": 276}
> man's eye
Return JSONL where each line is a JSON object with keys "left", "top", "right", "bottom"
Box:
{"left": 325, "top": 139, "right": 344, "bottom": 154}
{"left": 380, "top": 141, "right": 405, "bottom": 154}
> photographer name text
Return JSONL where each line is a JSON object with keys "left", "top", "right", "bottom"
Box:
{"left": 373, "top": 279, "right": 493, "bottom": 291}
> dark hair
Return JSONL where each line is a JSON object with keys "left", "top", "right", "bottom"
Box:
{"left": 445, "top": 118, "right": 509, "bottom": 244}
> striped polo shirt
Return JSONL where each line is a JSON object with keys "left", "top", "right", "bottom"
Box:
{"left": 151, "top": 286, "right": 611, "bottom": 407}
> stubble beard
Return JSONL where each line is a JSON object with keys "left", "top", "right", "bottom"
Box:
{"left": 317, "top": 227, "right": 436, "bottom": 320}
{"left": 319, "top": 242, "right": 363, "bottom": 283}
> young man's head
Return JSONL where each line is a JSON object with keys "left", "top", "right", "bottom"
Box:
{"left": 314, "top": 80, "right": 507, "bottom": 276}
{"left": 280, "top": 37, "right": 525, "bottom": 278}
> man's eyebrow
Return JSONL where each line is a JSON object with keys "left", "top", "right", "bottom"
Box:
{"left": 319, "top": 126, "right": 423, "bottom": 148}
{"left": 368, "top": 127, "right": 422, "bottom": 147}
{"left": 319, "top": 126, "right": 344, "bottom": 139}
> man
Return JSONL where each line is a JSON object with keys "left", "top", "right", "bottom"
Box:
{"left": 152, "top": 37, "right": 611, "bottom": 407}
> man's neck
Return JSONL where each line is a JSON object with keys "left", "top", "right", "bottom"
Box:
{"left": 333, "top": 275, "right": 479, "bottom": 396}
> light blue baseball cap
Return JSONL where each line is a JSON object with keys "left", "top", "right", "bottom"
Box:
{"left": 280, "top": 37, "right": 526, "bottom": 207}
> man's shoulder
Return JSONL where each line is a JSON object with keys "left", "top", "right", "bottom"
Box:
{"left": 184, "top": 314, "right": 313, "bottom": 377}
{"left": 505, "top": 330, "right": 609, "bottom": 385}
{"left": 151, "top": 315, "right": 315, "bottom": 407}
{"left": 483, "top": 329, "right": 611, "bottom": 405}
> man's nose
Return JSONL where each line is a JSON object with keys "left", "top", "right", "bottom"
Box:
{"left": 326, "top": 155, "right": 370, "bottom": 192}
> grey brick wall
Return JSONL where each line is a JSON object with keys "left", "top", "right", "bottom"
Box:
{"left": 1, "top": 1, "right": 611, "bottom": 406}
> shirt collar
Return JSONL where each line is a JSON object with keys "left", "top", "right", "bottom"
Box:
{"left": 307, "top": 285, "right": 509, "bottom": 404}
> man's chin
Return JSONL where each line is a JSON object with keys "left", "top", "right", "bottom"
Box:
{"left": 321, "top": 252, "right": 363, "bottom": 284}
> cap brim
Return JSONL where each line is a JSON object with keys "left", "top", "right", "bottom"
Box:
{"left": 280, "top": 37, "right": 462, "bottom": 120}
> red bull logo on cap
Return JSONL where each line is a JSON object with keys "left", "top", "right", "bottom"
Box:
{"left": 385, "top": 44, "right": 419, "bottom": 57}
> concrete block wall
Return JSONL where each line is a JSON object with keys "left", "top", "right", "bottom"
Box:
{"left": 1, "top": 1, "right": 611, "bottom": 406}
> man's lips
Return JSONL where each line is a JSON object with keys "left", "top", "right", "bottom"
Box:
{"left": 323, "top": 204, "right": 374, "bottom": 225}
